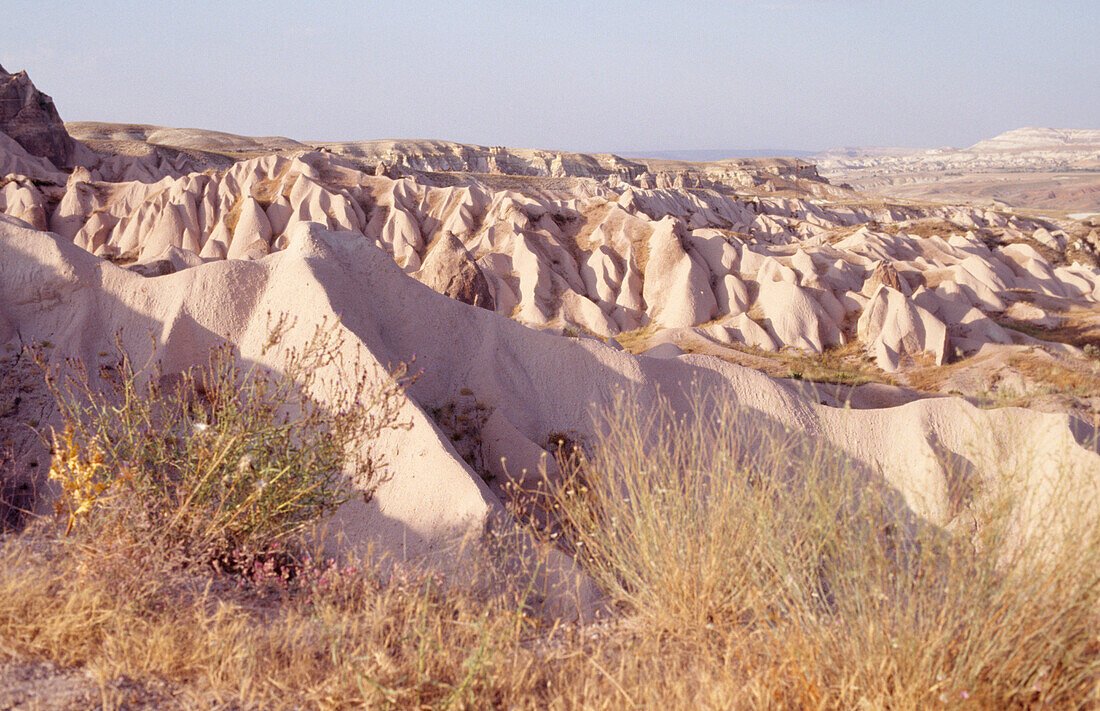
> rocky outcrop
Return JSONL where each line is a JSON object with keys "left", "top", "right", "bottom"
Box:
{"left": 0, "top": 64, "right": 75, "bottom": 168}
{"left": 817, "top": 128, "right": 1100, "bottom": 176}
{"left": 415, "top": 233, "right": 495, "bottom": 310}
{"left": 968, "top": 127, "right": 1100, "bottom": 153}
{"left": 63, "top": 121, "right": 837, "bottom": 195}
{"left": 857, "top": 285, "right": 947, "bottom": 372}
{"left": 9, "top": 146, "right": 1093, "bottom": 365}
{"left": 643, "top": 217, "right": 718, "bottom": 328}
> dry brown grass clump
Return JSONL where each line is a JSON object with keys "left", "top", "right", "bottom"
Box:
{"left": 769, "top": 341, "right": 885, "bottom": 386}
{"left": 535, "top": 390, "right": 1100, "bottom": 708}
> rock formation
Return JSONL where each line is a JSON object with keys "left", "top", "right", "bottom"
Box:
{"left": 13, "top": 144, "right": 1092, "bottom": 367}
{"left": 0, "top": 65, "right": 75, "bottom": 168}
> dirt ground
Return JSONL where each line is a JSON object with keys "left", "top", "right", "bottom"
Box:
{"left": 0, "top": 658, "right": 182, "bottom": 711}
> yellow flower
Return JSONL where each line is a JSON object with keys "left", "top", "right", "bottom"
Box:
{"left": 49, "top": 426, "right": 113, "bottom": 535}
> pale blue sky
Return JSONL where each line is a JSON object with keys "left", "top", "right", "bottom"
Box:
{"left": 3, "top": 1, "right": 1097, "bottom": 152}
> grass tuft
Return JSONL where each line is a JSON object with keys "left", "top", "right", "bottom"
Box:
{"left": 536, "top": 389, "right": 1100, "bottom": 707}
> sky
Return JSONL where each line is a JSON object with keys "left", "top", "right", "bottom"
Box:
{"left": 2, "top": 1, "right": 1098, "bottom": 153}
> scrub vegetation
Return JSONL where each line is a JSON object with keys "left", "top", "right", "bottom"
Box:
{"left": 1, "top": 346, "right": 1099, "bottom": 709}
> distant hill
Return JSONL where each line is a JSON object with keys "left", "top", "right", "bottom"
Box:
{"left": 66, "top": 121, "right": 307, "bottom": 153}
{"left": 814, "top": 126, "right": 1100, "bottom": 212}
{"left": 967, "top": 127, "right": 1100, "bottom": 152}
{"left": 815, "top": 128, "right": 1100, "bottom": 161}
{"left": 619, "top": 148, "right": 814, "bottom": 161}
{"left": 813, "top": 146, "right": 929, "bottom": 160}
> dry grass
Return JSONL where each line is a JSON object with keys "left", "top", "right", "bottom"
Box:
{"left": 249, "top": 177, "right": 284, "bottom": 205}
{"left": 686, "top": 336, "right": 893, "bottom": 388}
{"left": 2, "top": 380, "right": 1099, "bottom": 708}
{"left": 537, "top": 390, "right": 1100, "bottom": 708}
{"left": 607, "top": 322, "right": 659, "bottom": 352}
{"left": 879, "top": 217, "right": 967, "bottom": 240}
{"left": 999, "top": 306, "right": 1100, "bottom": 350}
{"left": 768, "top": 341, "right": 886, "bottom": 386}
{"left": 0, "top": 536, "right": 555, "bottom": 709}
{"left": 903, "top": 350, "right": 998, "bottom": 395}
{"left": 222, "top": 197, "right": 245, "bottom": 234}
{"left": 1007, "top": 354, "right": 1100, "bottom": 398}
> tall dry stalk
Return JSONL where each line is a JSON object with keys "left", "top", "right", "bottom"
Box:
{"left": 541, "top": 388, "right": 1100, "bottom": 707}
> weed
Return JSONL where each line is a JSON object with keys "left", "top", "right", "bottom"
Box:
{"left": 1008, "top": 354, "right": 1100, "bottom": 398}
{"left": 539, "top": 388, "right": 1100, "bottom": 707}
{"left": 429, "top": 391, "right": 494, "bottom": 481}
{"left": 35, "top": 316, "right": 413, "bottom": 570}
{"left": 0, "top": 445, "right": 34, "bottom": 533}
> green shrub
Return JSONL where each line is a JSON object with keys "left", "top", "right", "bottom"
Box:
{"left": 40, "top": 316, "right": 412, "bottom": 569}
